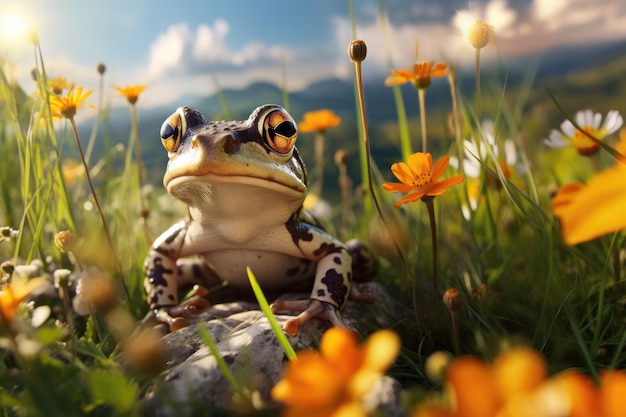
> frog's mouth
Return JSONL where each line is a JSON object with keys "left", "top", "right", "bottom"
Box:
{"left": 166, "top": 172, "right": 306, "bottom": 198}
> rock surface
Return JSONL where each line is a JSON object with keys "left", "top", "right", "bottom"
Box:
{"left": 142, "top": 282, "right": 405, "bottom": 417}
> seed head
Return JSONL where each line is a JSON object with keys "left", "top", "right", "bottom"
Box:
{"left": 443, "top": 287, "right": 463, "bottom": 312}
{"left": 97, "top": 63, "right": 106, "bottom": 75}
{"left": 349, "top": 39, "right": 367, "bottom": 62}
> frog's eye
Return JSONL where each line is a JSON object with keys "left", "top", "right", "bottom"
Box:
{"left": 161, "top": 108, "right": 186, "bottom": 153}
{"left": 262, "top": 109, "right": 297, "bottom": 154}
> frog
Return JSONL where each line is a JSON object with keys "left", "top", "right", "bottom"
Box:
{"left": 143, "top": 104, "right": 375, "bottom": 335}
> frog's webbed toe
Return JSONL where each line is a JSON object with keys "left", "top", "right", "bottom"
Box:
{"left": 142, "top": 286, "right": 212, "bottom": 332}
{"left": 270, "top": 299, "right": 348, "bottom": 336}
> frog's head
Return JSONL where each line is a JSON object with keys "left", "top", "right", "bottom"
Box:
{"left": 159, "top": 105, "right": 307, "bottom": 211}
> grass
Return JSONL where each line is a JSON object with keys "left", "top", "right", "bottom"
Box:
{"left": 1, "top": 8, "right": 626, "bottom": 417}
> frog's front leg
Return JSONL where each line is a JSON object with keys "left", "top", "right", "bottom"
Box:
{"left": 271, "top": 221, "right": 353, "bottom": 335}
{"left": 143, "top": 220, "right": 208, "bottom": 331}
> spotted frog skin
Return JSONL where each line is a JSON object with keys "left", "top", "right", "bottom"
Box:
{"left": 144, "top": 104, "right": 374, "bottom": 334}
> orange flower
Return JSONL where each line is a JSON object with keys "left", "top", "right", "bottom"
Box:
{"left": 552, "top": 163, "right": 626, "bottom": 245}
{"left": 382, "top": 152, "right": 464, "bottom": 209}
{"left": 271, "top": 327, "right": 400, "bottom": 417}
{"left": 114, "top": 84, "right": 148, "bottom": 105}
{"left": 411, "top": 347, "right": 624, "bottom": 417}
{"left": 385, "top": 61, "right": 448, "bottom": 89}
{"left": 298, "top": 109, "right": 341, "bottom": 134}
{"left": 0, "top": 277, "right": 46, "bottom": 329}
{"left": 48, "top": 85, "right": 95, "bottom": 120}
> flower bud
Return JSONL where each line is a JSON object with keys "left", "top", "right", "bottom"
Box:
{"left": 97, "top": 63, "right": 106, "bottom": 75}
{"left": 334, "top": 149, "right": 349, "bottom": 166}
{"left": 443, "top": 288, "right": 462, "bottom": 312}
{"left": 468, "top": 21, "right": 492, "bottom": 49}
{"left": 54, "top": 230, "right": 78, "bottom": 253}
{"left": 349, "top": 39, "right": 367, "bottom": 62}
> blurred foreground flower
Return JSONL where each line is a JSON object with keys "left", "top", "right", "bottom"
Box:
{"left": 552, "top": 162, "right": 626, "bottom": 245}
{"left": 114, "top": 84, "right": 147, "bottom": 105}
{"left": 272, "top": 327, "right": 400, "bottom": 417}
{"left": 48, "top": 85, "right": 95, "bottom": 120}
{"left": 544, "top": 109, "right": 623, "bottom": 156}
{"left": 413, "top": 347, "right": 626, "bottom": 417}
{"left": 382, "top": 152, "right": 464, "bottom": 209}
{"left": 385, "top": 61, "right": 448, "bottom": 90}
{"left": 298, "top": 109, "right": 341, "bottom": 133}
{"left": 0, "top": 277, "right": 46, "bottom": 329}
{"left": 47, "top": 76, "right": 72, "bottom": 95}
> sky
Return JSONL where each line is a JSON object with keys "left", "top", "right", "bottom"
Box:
{"left": 1, "top": 0, "right": 626, "bottom": 110}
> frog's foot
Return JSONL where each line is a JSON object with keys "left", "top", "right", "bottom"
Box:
{"left": 141, "top": 286, "right": 211, "bottom": 332}
{"left": 270, "top": 299, "right": 347, "bottom": 336}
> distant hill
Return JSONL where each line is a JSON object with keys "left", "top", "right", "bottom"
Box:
{"left": 75, "top": 40, "right": 626, "bottom": 199}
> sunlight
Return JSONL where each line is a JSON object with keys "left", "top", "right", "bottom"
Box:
{"left": 0, "top": 12, "right": 34, "bottom": 42}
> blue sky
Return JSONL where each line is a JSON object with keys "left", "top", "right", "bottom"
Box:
{"left": 2, "top": 0, "right": 626, "bottom": 109}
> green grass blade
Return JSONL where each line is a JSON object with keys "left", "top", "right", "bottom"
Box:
{"left": 246, "top": 267, "right": 297, "bottom": 361}
{"left": 196, "top": 324, "right": 243, "bottom": 394}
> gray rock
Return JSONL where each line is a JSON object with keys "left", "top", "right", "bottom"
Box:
{"left": 142, "top": 282, "right": 404, "bottom": 417}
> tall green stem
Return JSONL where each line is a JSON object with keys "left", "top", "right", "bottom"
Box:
{"left": 424, "top": 197, "right": 439, "bottom": 294}
{"left": 69, "top": 117, "right": 130, "bottom": 303}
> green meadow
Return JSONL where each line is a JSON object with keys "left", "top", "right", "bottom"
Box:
{"left": 1, "top": 8, "right": 626, "bottom": 417}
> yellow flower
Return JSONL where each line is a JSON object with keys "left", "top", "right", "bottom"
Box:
{"left": 382, "top": 152, "right": 465, "bottom": 209}
{"left": 468, "top": 21, "right": 494, "bottom": 49}
{"left": 48, "top": 85, "right": 95, "bottom": 120}
{"left": 298, "top": 109, "right": 341, "bottom": 133}
{"left": 114, "top": 84, "right": 148, "bottom": 105}
{"left": 47, "top": 76, "right": 72, "bottom": 95}
{"left": 271, "top": 327, "right": 400, "bottom": 417}
{"left": 385, "top": 61, "right": 448, "bottom": 89}
{"left": 551, "top": 161, "right": 626, "bottom": 245}
{"left": 545, "top": 109, "right": 623, "bottom": 156}
{"left": 0, "top": 277, "right": 46, "bottom": 329}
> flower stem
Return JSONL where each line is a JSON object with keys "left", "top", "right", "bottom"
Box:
{"left": 418, "top": 88, "right": 428, "bottom": 153}
{"left": 314, "top": 132, "right": 325, "bottom": 197}
{"left": 475, "top": 48, "right": 482, "bottom": 115}
{"left": 352, "top": 56, "right": 415, "bottom": 286}
{"left": 68, "top": 117, "right": 130, "bottom": 303}
{"left": 129, "top": 103, "right": 151, "bottom": 243}
{"left": 424, "top": 197, "right": 439, "bottom": 295}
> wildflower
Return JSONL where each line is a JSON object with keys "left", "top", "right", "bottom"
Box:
{"left": 47, "top": 76, "right": 72, "bottom": 95}
{"left": 72, "top": 268, "right": 118, "bottom": 315}
{"left": 382, "top": 152, "right": 464, "bottom": 209}
{"left": 552, "top": 162, "right": 626, "bottom": 245}
{"left": 272, "top": 327, "right": 400, "bottom": 417}
{"left": 0, "top": 277, "right": 46, "bottom": 329}
{"left": 544, "top": 109, "right": 623, "bottom": 156}
{"left": 114, "top": 84, "right": 148, "bottom": 105}
{"left": 298, "top": 109, "right": 341, "bottom": 133}
{"left": 54, "top": 229, "right": 79, "bottom": 253}
{"left": 385, "top": 61, "right": 448, "bottom": 90}
{"left": 468, "top": 20, "right": 494, "bottom": 49}
{"left": 48, "top": 85, "right": 95, "bottom": 120}
{"left": 0, "top": 226, "right": 18, "bottom": 242}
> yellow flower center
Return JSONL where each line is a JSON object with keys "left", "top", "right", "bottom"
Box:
{"left": 571, "top": 126, "right": 601, "bottom": 156}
